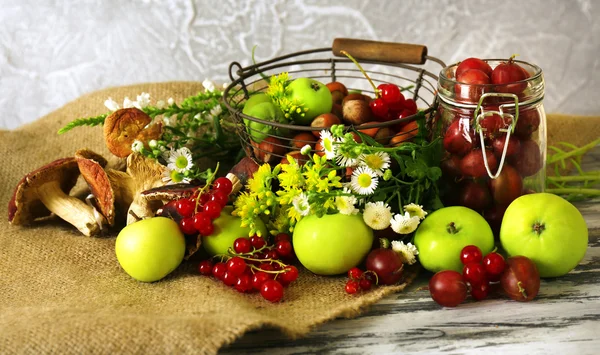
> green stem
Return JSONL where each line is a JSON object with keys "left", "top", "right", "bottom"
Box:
{"left": 545, "top": 188, "right": 600, "bottom": 196}
{"left": 548, "top": 138, "right": 600, "bottom": 164}
{"left": 547, "top": 175, "right": 600, "bottom": 182}
{"left": 339, "top": 50, "right": 380, "bottom": 97}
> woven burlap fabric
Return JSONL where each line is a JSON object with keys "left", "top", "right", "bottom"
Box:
{"left": 0, "top": 82, "right": 424, "bottom": 355}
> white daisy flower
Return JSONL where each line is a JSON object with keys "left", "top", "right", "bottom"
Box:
{"left": 391, "top": 241, "right": 419, "bottom": 265}
{"left": 104, "top": 97, "right": 120, "bottom": 112}
{"left": 404, "top": 203, "right": 428, "bottom": 220}
{"left": 148, "top": 140, "right": 158, "bottom": 148}
{"left": 162, "top": 169, "right": 191, "bottom": 185}
{"left": 350, "top": 166, "right": 378, "bottom": 195}
{"left": 123, "top": 97, "right": 135, "bottom": 108}
{"left": 210, "top": 104, "right": 222, "bottom": 117}
{"left": 300, "top": 144, "right": 312, "bottom": 155}
{"left": 390, "top": 212, "right": 421, "bottom": 234}
{"left": 166, "top": 147, "right": 194, "bottom": 173}
{"left": 202, "top": 78, "right": 216, "bottom": 92}
{"left": 167, "top": 97, "right": 175, "bottom": 106}
{"left": 359, "top": 151, "right": 391, "bottom": 176}
{"left": 156, "top": 100, "right": 167, "bottom": 109}
{"left": 335, "top": 190, "right": 358, "bottom": 215}
{"left": 362, "top": 201, "right": 392, "bottom": 230}
{"left": 135, "top": 92, "right": 151, "bottom": 109}
{"left": 292, "top": 193, "right": 310, "bottom": 216}
{"left": 319, "top": 130, "right": 336, "bottom": 160}
{"left": 131, "top": 140, "right": 144, "bottom": 153}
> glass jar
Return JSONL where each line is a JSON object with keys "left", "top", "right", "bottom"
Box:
{"left": 436, "top": 59, "right": 546, "bottom": 235}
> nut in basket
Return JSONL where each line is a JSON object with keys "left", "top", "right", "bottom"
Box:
{"left": 223, "top": 38, "right": 446, "bottom": 164}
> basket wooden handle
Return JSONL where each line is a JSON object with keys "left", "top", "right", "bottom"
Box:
{"left": 332, "top": 38, "right": 428, "bottom": 65}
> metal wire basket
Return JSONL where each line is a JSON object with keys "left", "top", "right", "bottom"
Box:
{"left": 222, "top": 38, "right": 447, "bottom": 164}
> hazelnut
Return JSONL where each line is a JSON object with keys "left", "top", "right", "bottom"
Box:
{"left": 310, "top": 113, "right": 341, "bottom": 137}
{"left": 343, "top": 100, "right": 372, "bottom": 125}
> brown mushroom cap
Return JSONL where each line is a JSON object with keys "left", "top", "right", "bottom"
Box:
{"left": 75, "top": 148, "right": 108, "bottom": 168}
{"left": 103, "top": 108, "right": 162, "bottom": 158}
{"left": 8, "top": 157, "right": 80, "bottom": 224}
{"left": 141, "top": 183, "right": 200, "bottom": 201}
{"left": 76, "top": 153, "right": 116, "bottom": 226}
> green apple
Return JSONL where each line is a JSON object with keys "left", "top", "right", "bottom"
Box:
{"left": 202, "top": 206, "right": 267, "bottom": 256}
{"left": 242, "top": 93, "right": 272, "bottom": 115}
{"left": 244, "top": 101, "right": 285, "bottom": 143}
{"left": 414, "top": 206, "right": 495, "bottom": 273}
{"left": 115, "top": 217, "right": 186, "bottom": 282}
{"left": 287, "top": 78, "right": 333, "bottom": 125}
{"left": 293, "top": 213, "right": 373, "bottom": 275}
{"left": 500, "top": 193, "right": 588, "bottom": 278}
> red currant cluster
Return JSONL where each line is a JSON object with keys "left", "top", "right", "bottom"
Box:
{"left": 344, "top": 267, "right": 377, "bottom": 294}
{"left": 198, "top": 233, "right": 298, "bottom": 303}
{"left": 162, "top": 177, "right": 233, "bottom": 236}
{"left": 460, "top": 245, "right": 506, "bottom": 300}
{"left": 369, "top": 83, "right": 418, "bottom": 123}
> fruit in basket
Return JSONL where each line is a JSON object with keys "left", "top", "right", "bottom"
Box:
{"left": 289, "top": 132, "right": 317, "bottom": 150}
{"left": 455, "top": 57, "right": 493, "bottom": 78}
{"left": 310, "top": 113, "right": 341, "bottom": 137}
{"left": 500, "top": 193, "right": 588, "bottom": 278}
{"left": 280, "top": 151, "right": 309, "bottom": 165}
{"left": 500, "top": 256, "right": 540, "bottom": 301}
{"left": 390, "top": 121, "right": 419, "bottom": 147}
{"left": 287, "top": 78, "right": 333, "bottom": 125}
{"left": 460, "top": 149, "right": 498, "bottom": 178}
{"left": 343, "top": 98, "right": 372, "bottom": 125}
{"left": 115, "top": 217, "right": 186, "bottom": 282}
{"left": 508, "top": 138, "right": 542, "bottom": 177}
{"left": 491, "top": 57, "right": 528, "bottom": 94}
{"left": 489, "top": 164, "right": 523, "bottom": 206}
{"left": 414, "top": 206, "right": 494, "bottom": 273}
{"left": 244, "top": 101, "right": 286, "bottom": 143}
{"left": 293, "top": 213, "right": 374, "bottom": 275}
{"left": 242, "top": 93, "right": 272, "bottom": 115}
{"left": 252, "top": 136, "right": 286, "bottom": 164}
{"left": 202, "top": 206, "right": 268, "bottom": 256}
{"left": 326, "top": 81, "right": 348, "bottom": 105}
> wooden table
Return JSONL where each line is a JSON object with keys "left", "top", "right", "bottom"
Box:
{"left": 221, "top": 150, "right": 600, "bottom": 354}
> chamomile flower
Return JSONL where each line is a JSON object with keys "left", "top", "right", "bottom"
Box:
{"left": 148, "top": 140, "right": 158, "bottom": 148}
{"left": 350, "top": 166, "right": 378, "bottom": 195}
{"left": 391, "top": 241, "right": 419, "bottom": 265}
{"left": 300, "top": 144, "right": 312, "bottom": 155}
{"left": 104, "top": 98, "right": 120, "bottom": 112}
{"left": 162, "top": 169, "right": 191, "bottom": 185}
{"left": 335, "top": 189, "right": 358, "bottom": 215}
{"left": 203, "top": 79, "right": 216, "bottom": 92}
{"left": 135, "top": 92, "right": 151, "bottom": 109}
{"left": 404, "top": 203, "right": 428, "bottom": 220}
{"left": 122, "top": 97, "right": 135, "bottom": 108}
{"left": 156, "top": 100, "right": 167, "bottom": 109}
{"left": 362, "top": 201, "right": 392, "bottom": 230}
{"left": 167, "top": 98, "right": 175, "bottom": 106}
{"left": 359, "top": 151, "right": 390, "bottom": 176}
{"left": 390, "top": 212, "right": 421, "bottom": 234}
{"left": 208, "top": 105, "right": 222, "bottom": 120}
{"left": 292, "top": 192, "right": 310, "bottom": 216}
{"left": 319, "top": 130, "right": 336, "bottom": 160}
{"left": 166, "top": 147, "right": 194, "bottom": 173}
{"left": 131, "top": 140, "right": 144, "bottom": 153}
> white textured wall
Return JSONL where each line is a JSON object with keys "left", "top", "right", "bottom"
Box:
{"left": 1, "top": 0, "right": 598, "bottom": 129}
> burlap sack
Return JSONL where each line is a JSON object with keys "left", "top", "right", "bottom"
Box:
{"left": 0, "top": 83, "right": 420, "bottom": 355}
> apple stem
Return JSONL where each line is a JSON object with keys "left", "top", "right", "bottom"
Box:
{"left": 446, "top": 222, "right": 459, "bottom": 234}
{"left": 339, "top": 50, "right": 380, "bottom": 98}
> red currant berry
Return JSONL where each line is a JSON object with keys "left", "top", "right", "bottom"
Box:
{"left": 259, "top": 263, "right": 275, "bottom": 272}
{"left": 198, "top": 260, "right": 213, "bottom": 276}
{"left": 369, "top": 98, "right": 389, "bottom": 119}
{"left": 460, "top": 245, "right": 483, "bottom": 265}
{"left": 211, "top": 262, "right": 227, "bottom": 280}
{"left": 176, "top": 198, "right": 196, "bottom": 218}
{"left": 199, "top": 220, "right": 214, "bottom": 236}
{"left": 252, "top": 271, "right": 272, "bottom": 290}
{"left": 213, "top": 177, "right": 233, "bottom": 196}
{"left": 271, "top": 263, "right": 282, "bottom": 271}
{"left": 233, "top": 237, "right": 252, "bottom": 254}
{"left": 463, "top": 263, "right": 487, "bottom": 286}
{"left": 193, "top": 212, "right": 211, "bottom": 232}
{"left": 249, "top": 235, "right": 266, "bottom": 249}
{"left": 483, "top": 252, "right": 506, "bottom": 281}
{"left": 210, "top": 190, "right": 229, "bottom": 208}
{"left": 235, "top": 274, "right": 253, "bottom": 293}
{"left": 378, "top": 83, "right": 404, "bottom": 106}
{"left": 345, "top": 279, "right": 360, "bottom": 294}
{"left": 178, "top": 217, "right": 197, "bottom": 235}
{"left": 226, "top": 256, "right": 247, "bottom": 276}
{"left": 198, "top": 193, "right": 210, "bottom": 205}
{"left": 359, "top": 278, "right": 373, "bottom": 291}
{"left": 347, "top": 267, "right": 363, "bottom": 280}
{"left": 260, "top": 280, "right": 284, "bottom": 302}
{"left": 274, "top": 233, "right": 291, "bottom": 244}
{"left": 203, "top": 201, "right": 222, "bottom": 219}
{"left": 280, "top": 265, "right": 299, "bottom": 284}
{"left": 471, "top": 280, "right": 490, "bottom": 301}
{"left": 275, "top": 240, "right": 293, "bottom": 258}
{"left": 252, "top": 251, "right": 266, "bottom": 261}
{"left": 265, "top": 249, "right": 279, "bottom": 260}
{"left": 222, "top": 271, "right": 237, "bottom": 286}
{"left": 403, "top": 98, "right": 418, "bottom": 114}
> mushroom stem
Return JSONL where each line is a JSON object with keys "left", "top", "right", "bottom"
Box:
{"left": 37, "top": 181, "right": 104, "bottom": 236}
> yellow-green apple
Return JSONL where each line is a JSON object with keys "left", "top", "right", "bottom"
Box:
{"left": 202, "top": 206, "right": 267, "bottom": 256}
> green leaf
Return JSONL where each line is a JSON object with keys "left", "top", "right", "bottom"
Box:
{"left": 57, "top": 114, "right": 107, "bottom": 134}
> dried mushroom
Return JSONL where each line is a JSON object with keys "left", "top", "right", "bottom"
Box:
{"left": 75, "top": 150, "right": 116, "bottom": 226}
{"left": 103, "top": 108, "right": 162, "bottom": 158}
{"left": 8, "top": 157, "right": 106, "bottom": 236}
